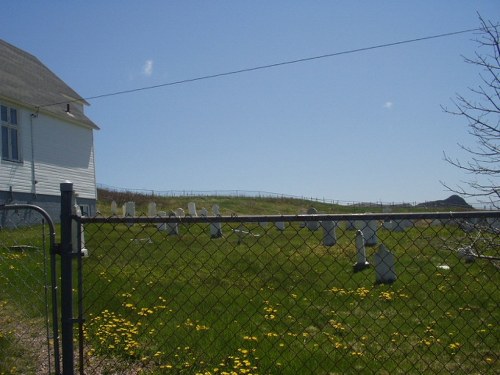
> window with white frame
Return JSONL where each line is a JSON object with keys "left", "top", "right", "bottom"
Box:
{"left": 1, "top": 104, "right": 21, "bottom": 162}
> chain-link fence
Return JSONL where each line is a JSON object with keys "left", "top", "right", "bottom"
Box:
{"left": 74, "top": 211, "right": 499, "bottom": 374}
{"left": 0, "top": 205, "right": 59, "bottom": 375}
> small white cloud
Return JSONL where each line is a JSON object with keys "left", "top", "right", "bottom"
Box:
{"left": 383, "top": 101, "right": 393, "bottom": 109}
{"left": 142, "top": 59, "right": 154, "bottom": 76}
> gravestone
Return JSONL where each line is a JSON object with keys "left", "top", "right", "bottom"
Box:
{"left": 72, "top": 197, "right": 88, "bottom": 257}
{"left": 210, "top": 204, "right": 222, "bottom": 238}
{"left": 355, "top": 219, "right": 378, "bottom": 246}
{"left": 111, "top": 200, "right": 118, "bottom": 215}
{"left": 167, "top": 210, "right": 179, "bottom": 236}
{"left": 306, "top": 207, "right": 320, "bottom": 231}
{"left": 199, "top": 208, "right": 208, "bottom": 217}
{"left": 353, "top": 230, "right": 370, "bottom": 272}
{"left": 123, "top": 202, "right": 135, "bottom": 227}
{"left": 322, "top": 220, "right": 337, "bottom": 246}
{"left": 157, "top": 211, "right": 167, "bottom": 231}
{"left": 210, "top": 222, "right": 223, "bottom": 238}
{"left": 212, "top": 204, "right": 220, "bottom": 216}
{"left": 175, "top": 208, "right": 185, "bottom": 218}
{"left": 275, "top": 220, "right": 286, "bottom": 231}
{"left": 188, "top": 202, "right": 197, "bottom": 217}
{"left": 384, "top": 219, "right": 412, "bottom": 232}
{"left": 374, "top": 244, "right": 396, "bottom": 284}
{"left": 147, "top": 202, "right": 157, "bottom": 217}
{"left": 123, "top": 202, "right": 135, "bottom": 217}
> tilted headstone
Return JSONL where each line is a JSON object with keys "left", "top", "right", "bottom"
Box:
{"left": 374, "top": 244, "right": 396, "bottom": 284}
{"left": 210, "top": 222, "right": 223, "bottom": 238}
{"left": 322, "top": 220, "right": 337, "bottom": 246}
{"left": 353, "top": 230, "right": 370, "bottom": 272}
{"left": 188, "top": 202, "right": 197, "bottom": 217}
{"left": 306, "top": 207, "right": 320, "bottom": 231}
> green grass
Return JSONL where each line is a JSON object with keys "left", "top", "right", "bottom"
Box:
{"left": 97, "top": 187, "right": 469, "bottom": 217}
{"left": 0, "top": 222, "right": 55, "bottom": 375}
{"left": 80, "top": 219, "right": 499, "bottom": 374}
{"left": 0, "top": 195, "right": 497, "bottom": 374}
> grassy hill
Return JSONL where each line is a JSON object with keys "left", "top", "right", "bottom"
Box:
{"left": 96, "top": 187, "right": 471, "bottom": 216}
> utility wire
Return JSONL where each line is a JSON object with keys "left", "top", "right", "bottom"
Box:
{"left": 40, "top": 27, "right": 480, "bottom": 108}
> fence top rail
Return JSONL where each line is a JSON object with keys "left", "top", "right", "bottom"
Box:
{"left": 77, "top": 210, "right": 500, "bottom": 224}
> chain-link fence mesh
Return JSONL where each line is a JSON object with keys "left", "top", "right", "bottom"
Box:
{"left": 0, "top": 205, "right": 58, "bottom": 375}
{"left": 75, "top": 212, "right": 499, "bottom": 374}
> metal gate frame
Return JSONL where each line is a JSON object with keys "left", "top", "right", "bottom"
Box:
{"left": 0, "top": 203, "right": 61, "bottom": 374}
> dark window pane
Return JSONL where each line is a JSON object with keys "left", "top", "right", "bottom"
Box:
{"left": 10, "top": 108, "right": 17, "bottom": 125}
{"left": 11, "top": 129, "right": 18, "bottom": 160}
{"left": 1, "top": 106, "right": 7, "bottom": 122}
{"left": 1, "top": 126, "right": 8, "bottom": 159}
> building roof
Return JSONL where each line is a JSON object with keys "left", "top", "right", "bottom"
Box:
{"left": 0, "top": 39, "right": 98, "bottom": 129}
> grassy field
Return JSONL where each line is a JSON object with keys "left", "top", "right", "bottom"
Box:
{"left": 0, "top": 193, "right": 498, "bottom": 374}
{"left": 80, "top": 216, "right": 498, "bottom": 374}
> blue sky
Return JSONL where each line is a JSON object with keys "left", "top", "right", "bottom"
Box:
{"left": 2, "top": 1, "right": 499, "bottom": 206}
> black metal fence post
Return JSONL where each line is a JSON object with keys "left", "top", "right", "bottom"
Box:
{"left": 60, "top": 182, "right": 74, "bottom": 375}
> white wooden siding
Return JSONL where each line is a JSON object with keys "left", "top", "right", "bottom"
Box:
{"left": 0, "top": 106, "right": 97, "bottom": 200}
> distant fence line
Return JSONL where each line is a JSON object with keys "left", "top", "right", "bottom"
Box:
{"left": 97, "top": 183, "right": 421, "bottom": 208}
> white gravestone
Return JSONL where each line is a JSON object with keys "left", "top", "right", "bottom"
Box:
{"left": 374, "top": 244, "right": 396, "bottom": 284}
{"left": 353, "top": 230, "right": 370, "bottom": 272}
{"left": 123, "top": 201, "right": 135, "bottom": 217}
{"left": 123, "top": 202, "right": 135, "bottom": 227}
{"left": 111, "top": 200, "right": 118, "bottom": 215}
{"left": 147, "top": 202, "right": 157, "bottom": 217}
{"left": 188, "top": 202, "right": 197, "bottom": 217}
{"left": 72, "top": 198, "right": 88, "bottom": 257}
{"left": 322, "top": 220, "right": 337, "bottom": 246}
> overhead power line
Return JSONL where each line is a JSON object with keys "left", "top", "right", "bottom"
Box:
{"left": 40, "top": 27, "right": 480, "bottom": 108}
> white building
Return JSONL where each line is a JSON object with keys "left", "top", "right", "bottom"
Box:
{"left": 0, "top": 39, "right": 99, "bottom": 219}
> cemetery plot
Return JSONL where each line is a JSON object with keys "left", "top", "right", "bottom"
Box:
{"left": 78, "top": 215, "right": 499, "bottom": 374}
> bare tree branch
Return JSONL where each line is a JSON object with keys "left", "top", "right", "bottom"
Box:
{"left": 443, "top": 15, "right": 500, "bottom": 208}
